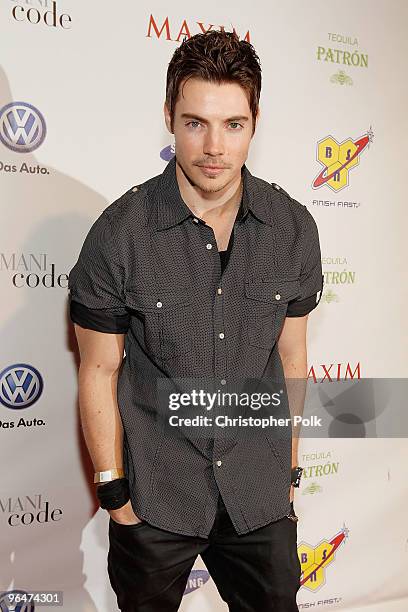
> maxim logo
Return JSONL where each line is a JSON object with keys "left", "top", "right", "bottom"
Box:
{"left": 147, "top": 15, "right": 250, "bottom": 43}
{"left": 308, "top": 362, "right": 361, "bottom": 382}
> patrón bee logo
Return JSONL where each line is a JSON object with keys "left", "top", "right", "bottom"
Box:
{"left": 330, "top": 70, "right": 353, "bottom": 86}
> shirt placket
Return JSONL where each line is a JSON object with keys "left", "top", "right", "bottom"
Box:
{"left": 191, "top": 214, "right": 231, "bottom": 387}
{"left": 192, "top": 213, "right": 248, "bottom": 534}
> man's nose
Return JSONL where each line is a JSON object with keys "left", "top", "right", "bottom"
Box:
{"left": 203, "top": 128, "right": 224, "bottom": 157}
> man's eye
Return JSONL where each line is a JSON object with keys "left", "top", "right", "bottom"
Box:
{"left": 229, "top": 122, "right": 243, "bottom": 130}
{"left": 187, "top": 121, "right": 201, "bottom": 129}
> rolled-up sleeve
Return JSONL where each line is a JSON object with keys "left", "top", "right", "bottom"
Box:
{"left": 286, "top": 207, "right": 324, "bottom": 317}
{"left": 68, "top": 212, "right": 130, "bottom": 333}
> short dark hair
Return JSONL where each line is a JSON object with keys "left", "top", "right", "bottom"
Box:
{"left": 166, "top": 30, "right": 262, "bottom": 134}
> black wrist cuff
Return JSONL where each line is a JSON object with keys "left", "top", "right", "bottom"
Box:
{"left": 96, "top": 477, "right": 130, "bottom": 510}
{"left": 290, "top": 466, "right": 303, "bottom": 488}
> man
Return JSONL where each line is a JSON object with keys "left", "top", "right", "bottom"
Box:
{"left": 68, "top": 30, "right": 323, "bottom": 612}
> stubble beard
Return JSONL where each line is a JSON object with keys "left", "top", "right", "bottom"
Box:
{"left": 177, "top": 157, "right": 235, "bottom": 194}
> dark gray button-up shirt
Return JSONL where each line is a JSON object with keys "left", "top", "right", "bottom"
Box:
{"left": 68, "top": 156, "right": 323, "bottom": 537}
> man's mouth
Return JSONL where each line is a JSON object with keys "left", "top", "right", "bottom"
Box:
{"left": 197, "top": 164, "right": 227, "bottom": 175}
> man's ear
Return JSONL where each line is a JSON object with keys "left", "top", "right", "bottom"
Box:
{"left": 252, "top": 107, "right": 260, "bottom": 136}
{"left": 164, "top": 102, "right": 173, "bottom": 134}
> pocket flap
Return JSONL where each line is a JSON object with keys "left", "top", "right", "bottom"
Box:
{"left": 245, "top": 278, "right": 301, "bottom": 303}
{"left": 126, "top": 286, "right": 193, "bottom": 311}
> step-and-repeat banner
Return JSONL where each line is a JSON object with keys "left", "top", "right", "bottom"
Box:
{"left": 1, "top": 1, "right": 407, "bottom": 610}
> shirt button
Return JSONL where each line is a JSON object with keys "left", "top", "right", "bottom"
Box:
{"left": 220, "top": 379, "right": 227, "bottom": 385}
{"left": 206, "top": 243, "right": 213, "bottom": 250}
{"left": 217, "top": 288, "right": 222, "bottom": 295}
{"left": 275, "top": 293, "right": 281, "bottom": 300}
{"left": 215, "top": 460, "right": 222, "bottom": 467}
{"left": 156, "top": 301, "right": 162, "bottom": 308}
{"left": 219, "top": 332, "right": 225, "bottom": 339}
{"left": 132, "top": 186, "right": 139, "bottom": 192}
{"left": 193, "top": 217, "right": 199, "bottom": 223}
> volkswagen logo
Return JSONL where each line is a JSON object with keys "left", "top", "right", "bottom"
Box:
{"left": 0, "top": 364, "right": 44, "bottom": 409}
{"left": 0, "top": 102, "right": 46, "bottom": 153}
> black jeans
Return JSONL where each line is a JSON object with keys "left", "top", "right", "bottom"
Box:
{"left": 107, "top": 494, "right": 301, "bottom": 612}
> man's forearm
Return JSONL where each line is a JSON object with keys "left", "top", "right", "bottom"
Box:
{"left": 280, "top": 352, "right": 307, "bottom": 467}
{"left": 78, "top": 365, "right": 124, "bottom": 472}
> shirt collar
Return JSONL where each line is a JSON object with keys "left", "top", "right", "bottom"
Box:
{"left": 155, "top": 155, "right": 274, "bottom": 231}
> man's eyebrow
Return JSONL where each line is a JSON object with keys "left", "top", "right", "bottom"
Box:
{"left": 180, "top": 113, "right": 250, "bottom": 123}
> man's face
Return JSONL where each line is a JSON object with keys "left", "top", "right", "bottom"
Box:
{"left": 164, "top": 78, "right": 258, "bottom": 194}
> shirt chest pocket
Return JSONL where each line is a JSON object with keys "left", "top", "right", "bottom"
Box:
{"left": 125, "top": 287, "right": 194, "bottom": 362}
{"left": 244, "top": 278, "right": 301, "bottom": 350}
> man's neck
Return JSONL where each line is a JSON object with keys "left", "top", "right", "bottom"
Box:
{"left": 175, "top": 159, "right": 243, "bottom": 222}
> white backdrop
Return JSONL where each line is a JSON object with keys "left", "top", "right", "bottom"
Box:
{"left": 1, "top": 1, "right": 408, "bottom": 610}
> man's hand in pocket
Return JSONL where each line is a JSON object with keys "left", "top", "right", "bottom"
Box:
{"left": 108, "top": 499, "right": 143, "bottom": 526}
